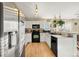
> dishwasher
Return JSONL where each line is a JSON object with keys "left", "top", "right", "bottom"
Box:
{"left": 51, "top": 36, "right": 57, "bottom": 57}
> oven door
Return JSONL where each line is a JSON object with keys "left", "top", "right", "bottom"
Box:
{"left": 32, "top": 30, "right": 40, "bottom": 42}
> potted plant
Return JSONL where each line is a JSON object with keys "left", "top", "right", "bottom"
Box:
{"left": 57, "top": 20, "right": 65, "bottom": 27}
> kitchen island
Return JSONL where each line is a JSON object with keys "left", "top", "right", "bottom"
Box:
{"left": 51, "top": 34, "right": 77, "bottom": 57}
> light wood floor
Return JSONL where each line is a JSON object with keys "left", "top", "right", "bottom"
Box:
{"left": 24, "top": 42, "right": 55, "bottom": 57}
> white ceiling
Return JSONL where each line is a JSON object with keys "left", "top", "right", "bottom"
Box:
{"left": 15, "top": 2, "right": 79, "bottom": 19}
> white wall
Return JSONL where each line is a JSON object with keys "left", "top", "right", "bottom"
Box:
{"left": 64, "top": 19, "right": 79, "bottom": 33}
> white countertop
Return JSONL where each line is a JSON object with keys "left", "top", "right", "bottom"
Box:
{"left": 51, "top": 34, "right": 74, "bottom": 39}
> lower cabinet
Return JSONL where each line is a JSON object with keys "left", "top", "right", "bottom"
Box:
{"left": 40, "top": 33, "right": 51, "bottom": 48}
{"left": 58, "top": 37, "right": 75, "bottom": 57}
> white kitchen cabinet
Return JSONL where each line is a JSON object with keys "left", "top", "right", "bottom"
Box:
{"left": 40, "top": 33, "right": 51, "bottom": 48}
{"left": 58, "top": 37, "right": 74, "bottom": 57}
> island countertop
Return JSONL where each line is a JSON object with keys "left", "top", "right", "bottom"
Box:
{"left": 51, "top": 34, "right": 74, "bottom": 39}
